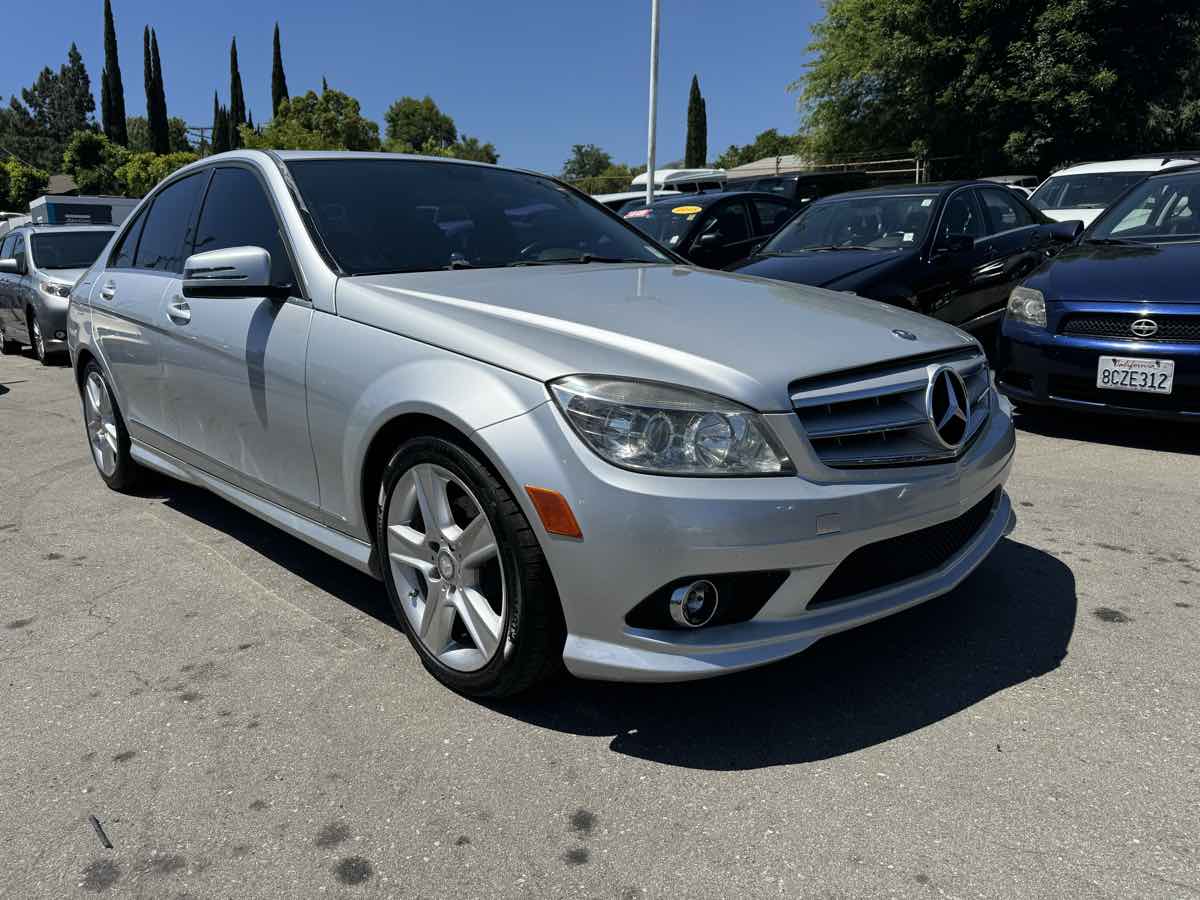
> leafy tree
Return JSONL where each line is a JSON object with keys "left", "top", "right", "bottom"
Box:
{"left": 0, "top": 44, "right": 96, "bottom": 170}
{"left": 451, "top": 135, "right": 499, "bottom": 164}
{"left": 229, "top": 37, "right": 246, "bottom": 147}
{"left": 126, "top": 115, "right": 190, "bottom": 153}
{"left": 713, "top": 129, "right": 804, "bottom": 170}
{"left": 3, "top": 160, "right": 50, "bottom": 208}
{"left": 114, "top": 150, "right": 197, "bottom": 197}
{"left": 101, "top": 0, "right": 128, "bottom": 145}
{"left": 271, "top": 23, "right": 289, "bottom": 118}
{"left": 384, "top": 96, "right": 457, "bottom": 151}
{"left": 685, "top": 75, "right": 707, "bottom": 168}
{"left": 0, "top": 164, "right": 8, "bottom": 206}
{"left": 62, "top": 130, "right": 129, "bottom": 194}
{"left": 240, "top": 89, "right": 380, "bottom": 151}
{"left": 562, "top": 143, "right": 613, "bottom": 181}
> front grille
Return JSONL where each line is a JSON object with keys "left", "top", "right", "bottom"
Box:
{"left": 792, "top": 351, "right": 992, "bottom": 469}
{"left": 1060, "top": 313, "right": 1200, "bottom": 343}
{"left": 808, "top": 490, "right": 999, "bottom": 609}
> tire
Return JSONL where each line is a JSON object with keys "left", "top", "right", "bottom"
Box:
{"left": 80, "top": 361, "right": 140, "bottom": 492}
{"left": 0, "top": 325, "right": 20, "bottom": 356}
{"left": 375, "top": 436, "right": 564, "bottom": 697}
{"left": 29, "top": 314, "right": 52, "bottom": 366}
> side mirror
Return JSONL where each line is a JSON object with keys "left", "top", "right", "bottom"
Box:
{"left": 695, "top": 232, "right": 722, "bottom": 248}
{"left": 1048, "top": 219, "right": 1084, "bottom": 242}
{"left": 183, "top": 246, "right": 288, "bottom": 299}
{"left": 936, "top": 234, "right": 975, "bottom": 254}
{"left": 0, "top": 258, "right": 17, "bottom": 274}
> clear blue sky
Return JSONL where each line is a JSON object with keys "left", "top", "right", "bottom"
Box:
{"left": 5, "top": 0, "right": 822, "bottom": 174}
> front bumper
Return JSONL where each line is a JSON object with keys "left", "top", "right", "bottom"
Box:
{"left": 996, "top": 303, "right": 1200, "bottom": 421}
{"left": 479, "top": 390, "right": 1015, "bottom": 682}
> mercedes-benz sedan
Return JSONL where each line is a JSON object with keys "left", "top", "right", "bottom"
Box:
{"left": 67, "top": 151, "right": 1014, "bottom": 696}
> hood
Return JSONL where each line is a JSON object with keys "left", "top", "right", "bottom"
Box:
{"left": 730, "top": 249, "right": 907, "bottom": 289}
{"left": 40, "top": 268, "right": 87, "bottom": 286}
{"left": 1041, "top": 209, "right": 1102, "bottom": 227}
{"left": 335, "top": 264, "right": 978, "bottom": 411}
{"left": 1028, "top": 241, "right": 1200, "bottom": 304}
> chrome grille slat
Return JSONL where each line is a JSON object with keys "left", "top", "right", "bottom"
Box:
{"left": 793, "top": 351, "right": 992, "bottom": 469}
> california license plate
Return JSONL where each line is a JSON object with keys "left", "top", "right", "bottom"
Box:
{"left": 1096, "top": 356, "right": 1175, "bottom": 394}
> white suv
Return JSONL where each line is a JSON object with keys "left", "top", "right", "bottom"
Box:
{"left": 1029, "top": 157, "right": 1199, "bottom": 226}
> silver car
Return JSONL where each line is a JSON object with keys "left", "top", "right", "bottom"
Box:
{"left": 0, "top": 224, "right": 116, "bottom": 362}
{"left": 67, "top": 151, "right": 1015, "bottom": 697}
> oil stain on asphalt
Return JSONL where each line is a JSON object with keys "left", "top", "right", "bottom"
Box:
{"left": 1093, "top": 607, "right": 1132, "bottom": 623}
{"left": 334, "top": 856, "right": 373, "bottom": 885}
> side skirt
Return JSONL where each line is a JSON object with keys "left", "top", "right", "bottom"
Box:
{"left": 130, "top": 440, "right": 380, "bottom": 579}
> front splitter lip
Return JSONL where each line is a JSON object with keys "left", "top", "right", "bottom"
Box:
{"left": 561, "top": 489, "right": 1014, "bottom": 682}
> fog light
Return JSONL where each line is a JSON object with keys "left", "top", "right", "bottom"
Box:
{"left": 669, "top": 580, "right": 719, "bottom": 628}
{"left": 55, "top": 330, "right": 66, "bottom": 340}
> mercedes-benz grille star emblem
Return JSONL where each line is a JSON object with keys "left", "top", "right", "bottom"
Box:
{"left": 1130, "top": 318, "right": 1159, "bottom": 338}
{"left": 926, "top": 366, "right": 971, "bottom": 450}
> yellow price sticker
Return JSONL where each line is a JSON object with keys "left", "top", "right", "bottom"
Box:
{"left": 671, "top": 205, "right": 703, "bottom": 215}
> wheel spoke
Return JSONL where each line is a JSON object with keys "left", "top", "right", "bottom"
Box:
{"left": 457, "top": 513, "right": 498, "bottom": 572}
{"left": 452, "top": 587, "right": 501, "bottom": 658}
{"left": 387, "top": 524, "right": 434, "bottom": 576}
{"left": 420, "top": 580, "right": 454, "bottom": 651}
{"left": 413, "top": 465, "right": 454, "bottom": 535}
{"left": 85, "top": 377, "right": 103, "bottom": 416}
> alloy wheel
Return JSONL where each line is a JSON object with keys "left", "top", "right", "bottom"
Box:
{"left": 32, "top": 319, "right": 45, "bottom": 360}
{"left": 84, "top": 372, "right": 119, "bottom": 477}
{"left": 385, "top": 463, "right": 505, "bottom": 672}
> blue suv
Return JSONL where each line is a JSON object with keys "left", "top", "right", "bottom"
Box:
{"left": 997, "top": 164, "right": 1200, "bottom": 421}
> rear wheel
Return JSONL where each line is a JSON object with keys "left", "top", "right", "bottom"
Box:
{"left": 376, "top": 436, "right": 564, "bottom": 697}
{"left": 0, "top": 325, "right": 20, "bottom": 355}
{"left": 80, "top": 361, "right": 140, "bottom": 492}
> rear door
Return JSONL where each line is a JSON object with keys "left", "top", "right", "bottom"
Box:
{"left": 160, "top": 164, "right": 319, "bottom": 514}
{"left": 92, "top": 170, "right": 208, "bottom": 442}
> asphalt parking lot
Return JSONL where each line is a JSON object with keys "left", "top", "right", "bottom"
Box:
{"left": 1, "top": 349, "right": 1197, "bottom": 900}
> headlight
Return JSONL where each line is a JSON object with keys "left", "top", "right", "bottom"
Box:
{"left": 551, "top": 376, "right": 794, "bottom": 476}
{"left": 39, "top": 281, "right": 72, "bottom": 298}
{"left": 1006, "top": 286, "right": 1046, "bottom": 328}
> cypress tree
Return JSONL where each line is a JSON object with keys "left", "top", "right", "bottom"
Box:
{"left": 229, "top": 37, "right": 246, "bottom": 148}
{"left": 211, "top": 91, "right": 222, "bottom": 154}
{"left": 271, "top": 23, "right": 289, "bottom": 118}
{"left": 142, "top": 27, "right": 154, "bottom": 140}
{"left": 685, "top": 74, "right": 707, "bottom": 169}
{"left": 102, "top": 0, "right": 128, "bottom": 145}
{"left": 322, "top": 75, "right": 328, "bottom": 94}
{"left": 150, "top": 29, "right": 169, "bottom": 154}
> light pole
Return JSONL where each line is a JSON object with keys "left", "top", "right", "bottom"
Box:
{"left": 645, "top": 0, "right": 661, "bottom": 207}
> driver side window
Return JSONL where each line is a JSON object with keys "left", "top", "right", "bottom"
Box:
{"left": 940, "top": 192, "right": 984, "bottom": 240}
{"left": 696, "top": 201, "right": 751, "bottom": 246}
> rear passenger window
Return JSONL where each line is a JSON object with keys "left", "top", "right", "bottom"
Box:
{"left": 134, "top": 172, "right": 205, "bottom": 273}
{"left": 109, "top": 208, "right": 147, "bottom": 268}
{"left": 193, "top": 167, "right": 295, "bottom": 287}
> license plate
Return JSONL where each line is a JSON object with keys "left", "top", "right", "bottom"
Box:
{"left": 1096, "top": 356, "right": 1175, "bottom": 394}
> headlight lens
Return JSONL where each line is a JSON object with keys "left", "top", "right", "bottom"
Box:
{"left": 551, "top": 376, "right": 794, "bottom": 476}
{"left": 39, "top": 281, "right": 72, "bottom": 298}
{"left": 1006, "top": 286, "right": 1046, "bottom": 328}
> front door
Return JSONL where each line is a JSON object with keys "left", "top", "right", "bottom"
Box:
{"left": 916, "top": 189, "right": 996, "bottom": 329}
{"left": 688, "top": 199, "right": 759, "bottom": 269}
{"left": 158, "top": 164, "right": 319, "bottom": 516}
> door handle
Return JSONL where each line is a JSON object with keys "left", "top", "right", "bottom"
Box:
{"left": 167, "top": 298, "right": 191, "bottom": 324}
{"left": 99, "top": 282, "right": 116, "bottom": 301}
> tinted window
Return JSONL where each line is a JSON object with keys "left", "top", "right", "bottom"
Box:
{"left": 752, "top": 198, "right": 794, "bottom": 236}
{"left": 193, "top": 167, "right": 294, "bottom": 287}
{"left": 697, "top": 201, "right": 751, "bottom": 244}
{"left": 1030, "top": 172, "right": 1145, "bottom": 211}
{"left": 10, "top": 234, "right": 25, "bottom": 261}
{"left": 939, "top": 192, "right": 984, "bottom": 240}
{"left": 286, "top": 159, "right": 669, "bottom": 274}
{"left": 622, "top": 202, "right": 702, "bottom": 247}
{"left": 764, "top": 193, "right": 937, "bottom": 252}
{"left": 1092, "top": 172, "right": 1200, "bottom": 242}
{"left": 978, "top": 189, "right": 1033, "bottom": 232}
{"left": 134, "top": 172, "right": 205, "bottom": 272}
{"left": 0, "top": 235, "right": 14, "bottom": 258}
{"left": 31, "top": 231, "right": 115, "bottom": 269}
{"left": 110, "top": 208, "right": 147, "bottom": 268}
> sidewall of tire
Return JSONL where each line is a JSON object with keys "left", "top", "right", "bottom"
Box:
{"left": 81, "top": 361, "right": 139, "bottom": 492}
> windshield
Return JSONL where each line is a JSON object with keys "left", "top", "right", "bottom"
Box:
{"left": 1030, "top": 173, "right": 1145, "bottom": 211}
{"left": 30, "top": 230, "right": 114, "bottom": 269}
{"left": 285, "top": 159, "right": 671, "bottom": 275}
{"left": 761, "top": 193, "right": 936, "bottom": 252}
{"left": 620, "top": 202, "right": 705, "bottom": 247}
{"left": 1089, "top": 171, "right": 1200, "bottom": 243}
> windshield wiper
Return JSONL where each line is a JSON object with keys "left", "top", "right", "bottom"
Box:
{"left": 1083, "top": 237, "right": 1142, "bottom": 246}
{"left": 507, "top": 254, "right": 653, "bottom": 267}
{"left": 762, "top": 245, "right": 879, "bottom": 254}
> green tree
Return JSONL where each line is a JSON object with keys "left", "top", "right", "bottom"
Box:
{"left": 684, "top": 75, "right": 707, "bottom": 168}
{"left": 0, "top": 44, "right": 97, "bottom": 170}
{"left": 229, "top": 37, "right": 246, "bottom": 147}
{"left": 113, "top": 150, "right": 197, "bottom": 197}
{"left": 240, "top": 89, "right": 380, "bottom": 151}
{"left": 450, "top": 135, "right": 499, "bottom": 164}
{"left": 561, "top": 143, "right": 613, "bottom": 181}
{"left": 62, "top": 130, "right": 129, "bottom": 194}
{"left": 101, "top": 0, "right": 128, "bottom": 145}
{"left": 3, "top": 160, "right": 50, "bottom": 208}
{"left": 384, "top": 96, "right": 457, "bottom": 151}
{"left": 142, "top": 27, "right": 169, "bottom": 154}
{"left": 126, "top": 115, "right": 190, "bottom": 153}
{"left": 713, "top": 128, "right": 803, "bottom": 170}
{"left": 271, "top": 23, "right": 289, "bottom": 118}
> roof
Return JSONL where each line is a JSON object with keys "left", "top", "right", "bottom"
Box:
{"left": 817, "top": 181, "right": 969, "bottom": 200}
{"left": 13, "top": 223, "right": 117, "bottom": 233}
{"left": 725, "top": 155, "right": 813, "bottom": 176}
{"left": 626, "top": 190, "right": 790, "bottom": 211}
{"left": 592, "top": 190, "right": 681, "bottom": 203}
{"left": 46, "top": 173, "right": 79, "bottom": 195}
{"left": 1051, "top": 157, "right": 1200, "bottom": 176}
{"left": 630, "top": 168, "right": 727, "bottom": 186}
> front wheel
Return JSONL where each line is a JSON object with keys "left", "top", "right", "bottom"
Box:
{"left": 80, "top": 361, "right": 140, "bottom": 492}
{"left": 29, "top": 315, "right": 53, "bottom": 365}
{"left": 376, "top": 437, "right": 564, "bottom": 697}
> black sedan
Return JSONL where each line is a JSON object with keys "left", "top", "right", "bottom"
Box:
{"left": 620, "top": 191, "right": 798, "bottom": 269}
{"left": 730, "top": 181, "right": 1081, "bottom": 334}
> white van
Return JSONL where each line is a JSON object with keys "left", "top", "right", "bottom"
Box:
{"left": 629, "top": 168, "right": 727, "bottom": 194}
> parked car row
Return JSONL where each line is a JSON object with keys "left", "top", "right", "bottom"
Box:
{"left": 2, "top": 150, "right": 1015, "bottom": 699}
